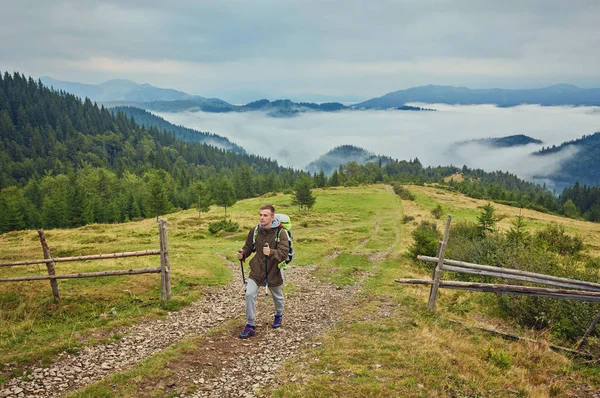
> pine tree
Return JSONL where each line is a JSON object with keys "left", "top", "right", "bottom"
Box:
{"left": 562, "top": 199, "right": 580, "bottom": 219}
{"left": 329, "top": 169, "right": 340, "bottom": 187}
{"left": 506, "top": 212, "right": 530, "bottom": 246}
{"left": 192, "top": 180, "right": 212, "bottom": 221}
{"left": 0, "top": 187, "right": 25, "bottom": 233}
{"left": 145, "top": 171, "right": 171, "bottom": 221}
{"left": 314, "top": 170, "right": 327, "bottom": 188}
{"left": 212, "top": 175, "right": 236, "bottom": 219}
{"left": 477, "top": 202, "right": 497, "bottom": 236}
{"left": 292, "top": 177, "right": 316, "bottom": 213}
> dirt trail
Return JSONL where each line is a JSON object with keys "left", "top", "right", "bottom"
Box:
{"left": 3, "top": 187, "right": 401, "bottom": 397}
{"left": 2, "top": 226, "right": 396, "bottom": 398}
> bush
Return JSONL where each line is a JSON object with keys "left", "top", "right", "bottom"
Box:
{"left": 533, "top": 223, "right": 584, "bottom": 256}
{"left": 447, "top": 219, "right": 599, "bottom": 342}
{"left": 208, "top": 219, "right": 239, "bottom": 234}
{"left": 392, "top": 184, "right": 415, "bottom": 201}
{"left": 431, "top": 204, "right": 443, "bottom": 219}
{"left": 485, "top": 346, "right": 512, "bottom": 369}
{"left": 409, "top": 221, "right": 441, "bottom": 260}
{"left": 402, "top": 215, "right": 415, "bottom": 224}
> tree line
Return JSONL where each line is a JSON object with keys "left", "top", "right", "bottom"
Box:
{"left": 0, "top": 72, "right": 308, "bottom": 233}
{"left": 1, "top": 71, "right": 599, "bottom": 233}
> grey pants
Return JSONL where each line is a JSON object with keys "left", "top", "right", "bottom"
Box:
{"left": 245, "top": 278, "right": 284, "bottom": 326}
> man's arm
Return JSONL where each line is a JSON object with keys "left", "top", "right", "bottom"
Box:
{"left": 270, "top": 229, "right": 289, "bottom": 263}
{"left": 239, "top": 229, "right": 255, "bottom": 259}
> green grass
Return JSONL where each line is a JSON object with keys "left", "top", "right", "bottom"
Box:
{"left": 0, "top": 185, "right": 396, "bottom": 380}
{"left": 315, "top": 253, "right": 371, "bottom": 286}
{"left": 4, "top": 184, "right": 600, "bottom": 396}
{"left": 266, "top": 184, "right": 600, "bottom": 398}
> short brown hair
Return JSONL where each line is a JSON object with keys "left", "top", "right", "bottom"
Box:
{"left": 260, "top": 204, "right": 275, "bottom": 215}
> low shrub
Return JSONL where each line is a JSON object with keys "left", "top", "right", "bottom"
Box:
{"left": 485, "top": 346, "right": 512, "bottom": 369}
{"left": 533, "top": 223, "right": 584, "bottom": 256}
{"left": 447, "top": 219, "right": 599, "bottom": 342}
{"left": 402, "top": 215, "right": 415, "bottom": 224}
{"left": 208, "top": 219, "right": 239, "bottom": 234}
{"left": 409, "top": 221, "right": 441, "bottom": 260}
{"left": 431, "top": 204, "right": 443, "bottom": 219}
{"left": 392, "top": 184, "right": 415, "bottom": 201}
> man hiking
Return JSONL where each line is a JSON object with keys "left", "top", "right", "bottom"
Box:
{"left": 236, "top": 204, "right": 289, "bottom": 339}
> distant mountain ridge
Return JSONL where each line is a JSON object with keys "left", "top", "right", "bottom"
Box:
{"left": 40, "top": 77, "right": 348, "bottom": 116}
{"left": 112, "top": 107, "right": 246, "bottom": 153}
{"left": 40, "top": 76, "right": 217, "bottom": 103}
{"left": 127, "top": 98, "right": 348, "bottom": 116}
{"left": 41, "top": 76, "right": 436, "bottom": 116}
{"left": 355, "top": 84, "right": 600, "bottom": 108}
{"left": 454, "top": 134, "right": 543, "bottom": 149}
{"left": 533, "top": 132, "right": 600, "bottom": 188}
{"left": 305, "top": 145, "right": 391, "bottom": 176}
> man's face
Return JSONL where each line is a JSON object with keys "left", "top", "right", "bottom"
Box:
{"left": 259, "top": 209, "right": 274, "bottom": 229}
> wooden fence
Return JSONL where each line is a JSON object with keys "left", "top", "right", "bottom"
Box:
{"left": 0, "top": 218, "right": 171, "bottom": 302}
{"left": 396, "top": 215, "right": 600, "bottom": 351}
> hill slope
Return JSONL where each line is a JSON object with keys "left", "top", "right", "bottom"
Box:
{"left": 3, "top": 185, "right": 600, "bottom": 396}
{"left": 355, "top": 84, "right": 600, "bottom": 108}
{"left": 533, "top": 132, "right": 600, "bottom": 187}
{"left": 305, "top": 145, "right": 392, "bottom": 176}
{"left": 40, "top": 76, "right": 211, "bottom": 103}
{"left": 0, "top": 71, "right": 306, "bottom": 232}
{"left": 111, "top": 106, "right": 246, "bottom": 153}
{"left": 453, "top": 134, "right": 543, "bottom": 149}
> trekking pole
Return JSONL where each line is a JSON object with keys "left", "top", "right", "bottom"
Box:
{"left": 264, "top": 243, "right": 269, "bottom": 296}
{"left": 238, "top": 250, "right": 247, "bottom": 285}
{"left": 264, "top": 242, "right": 270, "bottom": 343}
{"left": 238, "top": 250, "right": 246, "bottom": 295}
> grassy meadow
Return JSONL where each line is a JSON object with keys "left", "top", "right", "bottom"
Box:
{"left": 0, "top": 185, "right": 392, "bottom": 382}
{"left": 267, "top": 185, "right": 600, "bottom": 397}
{"left": 3, "top": 183, "right": 600, "bottom": 396}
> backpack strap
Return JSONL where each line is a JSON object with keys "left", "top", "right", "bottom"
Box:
{"left": 274, "top": 226, "right": 283, "bottom": 249}
{"left": 252, "top": 225, "right": 259, "bottom": 252}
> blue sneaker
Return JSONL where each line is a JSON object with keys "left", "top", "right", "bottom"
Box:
{"left": 272, "top": 314, "right": 282, "bottom": 329}
{"left": 239, "top": 324, "right": 255, "bottom": 339}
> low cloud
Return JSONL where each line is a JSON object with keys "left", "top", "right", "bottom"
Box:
{"left": 156, "top": 104, "right": 600, "bottom": 184}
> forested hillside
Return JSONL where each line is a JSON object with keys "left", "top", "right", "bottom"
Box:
{"left": 0, "top": 72, "right": 305, "bottom": 233}
{"left": 111, "top": 106, "right": 246, "bottom": 153}
{"left": 534, "top": 132, "right": 600, "bottom": 188}
{"left": 1, "top": 71, "right": 599, "bottom": 234}
{"left": 305, "top": 145, "right": 392, "bottom": 176}
{"left": 452, "top": 134, "right": 543, "bottom": 148}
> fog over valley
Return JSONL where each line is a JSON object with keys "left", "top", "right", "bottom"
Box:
{"left": 156, "top": 104, "right": 600, "bottom": 187}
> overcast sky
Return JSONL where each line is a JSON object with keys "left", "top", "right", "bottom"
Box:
{"left": 2, "top": 1, "right": 600, "bottom": 103}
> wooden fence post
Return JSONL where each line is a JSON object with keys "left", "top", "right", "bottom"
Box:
{"left": 427, "top": 215, "right": 452, "bottom": 311}
{"left": 577, "top": 310, "right": 600, "bottom": 350}
{"left": 37, "top": 229, "right": 60, "bottom": 302}
{"left": 158, "top": 218, "right": 171, "bottom": 301}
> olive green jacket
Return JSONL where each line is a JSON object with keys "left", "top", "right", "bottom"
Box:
{"left": 241, "top": 226, "right": 289, "bottom": 287}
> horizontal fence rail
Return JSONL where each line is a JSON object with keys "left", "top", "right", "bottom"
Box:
{"left": 396, "top": 279, "right": 600, "bottom": 302}
{"left": 0, "top": 250, "right": 161, "bottom": 268}
{"left": 418, "top": 255, "right": 600, "bottom": 292}
{"left": 0, "top": 219, "right": 171, "bottom": 301}
{"left": 0, "top": 267, "right": 161, "bottom": 282}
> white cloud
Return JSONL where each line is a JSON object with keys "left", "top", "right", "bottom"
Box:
{"left": 155, "top": 105, "right": 600, "bottom": 186}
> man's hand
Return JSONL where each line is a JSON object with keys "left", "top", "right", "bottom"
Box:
{"left": 236, "top": 250, "right": 244, "bottom": 260}
{"left": 263, "top": 247, "right": 271, "bottom": 256}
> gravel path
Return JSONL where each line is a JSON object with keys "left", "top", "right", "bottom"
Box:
{"left": 1, "top": 254, "right": 372, "bottom": 398}
{"left": 182, "top": 263, "right": 366, "bottom": 398}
